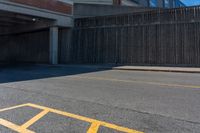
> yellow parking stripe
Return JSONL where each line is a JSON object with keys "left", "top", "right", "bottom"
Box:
{"left": 21, "top": 109, "right": 49, "bottom": 129}
{"left": 0, "top": 118, "right": 35, "bottom": 133}
{"left": 27, "top": 103, "right": 97, "bottom": 122}
{"left": 72, "top": 76, "right": 200, "bottom": 89}
{"left": 26, "top": 103, "right": 143, "bottom": 133}
{"left": 0, "top": 103, "right": 144, "bottom": 133}
{"left": 87, "top": 122, "right": 100, "bottom": 133}
{"left": 0, "top": 104, "right": 28, "bottom": 113}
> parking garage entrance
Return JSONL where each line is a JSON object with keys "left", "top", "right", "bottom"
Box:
{"left": 0, "top": 10, "right": 60, "bottom": 65}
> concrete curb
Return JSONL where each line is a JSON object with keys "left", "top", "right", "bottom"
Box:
{"left": 111, "top": 67, "right": 200, "bottom": 73}
{"left": 35, "top": 64, "right": 200, "bottom": 74}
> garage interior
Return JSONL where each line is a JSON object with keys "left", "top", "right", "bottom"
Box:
{"left": 0, "top": 10, "right": 56, "bottom": 64}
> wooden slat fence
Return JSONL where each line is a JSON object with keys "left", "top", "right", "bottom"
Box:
{"left": 72, "top": 6, "right": 200, "bottom": 66}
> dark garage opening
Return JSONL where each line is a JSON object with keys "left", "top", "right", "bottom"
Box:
{"left": 0, "top": 10, "right": 53, "bottom": 65}
{"left": 0, "top": 30, "right": 49, "bottom": 64}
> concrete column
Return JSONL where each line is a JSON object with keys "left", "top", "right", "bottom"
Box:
{"left": 49, "top": 26, "right": 58, "bottom": 65}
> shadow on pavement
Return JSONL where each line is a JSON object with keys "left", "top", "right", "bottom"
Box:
{"left": 0, "top": 63, "right": 111, "bottom": 84}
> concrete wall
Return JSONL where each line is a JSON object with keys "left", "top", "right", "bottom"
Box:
{"left": 74, "top": 3, "right": 153, "bottom": 18}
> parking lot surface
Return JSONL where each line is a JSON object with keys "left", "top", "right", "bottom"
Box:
{"left": 0, "top": 65, "right": 200, "bottom": 133}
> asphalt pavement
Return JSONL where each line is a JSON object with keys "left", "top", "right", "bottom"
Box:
{"left": 0, "top": 65, "right": 200, "bottom": 133}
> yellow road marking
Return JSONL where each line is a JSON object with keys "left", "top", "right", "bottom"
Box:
{"left": 0, "top": 103, "right": 144, "bottom": 133}
{"left": 0, "top": 104, "right": 29, "bottom": 113}
{"left": 0, "top": 118, "right": 35, "bottom": 133}
{"left": 87, "top": 122, "right": 101, "bottom": 133}
{"left": 72, "top": 76, "right": 200, "bottom": 89}
{"left": 27, "top": 103, "right": 143, "bottom": 133}
{"left": 21, "top": 109, "right": 49, "bottom": 129}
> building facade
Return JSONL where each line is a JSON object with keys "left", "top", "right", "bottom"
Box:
{"left": 0, "top": 0, "right": 186, "bottom": 65}
{"left": 73, "top": 0, "right": 185, "bottom": 8}
{"left": 148, "top": 0, "right": 185, "bottom": 8}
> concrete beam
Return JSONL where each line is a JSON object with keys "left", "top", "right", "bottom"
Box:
{"left": 0, "top": 1, "right": 73, "bottom": 27}
{"left": 0, "top": 21, "right": 54, "bottom": 35}
{"left": 49, "top": 27, "right": 59, "bottom": 65}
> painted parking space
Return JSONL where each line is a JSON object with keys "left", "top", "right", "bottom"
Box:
{"left": 0, "top": 103, "right": 143, "bottom": 133}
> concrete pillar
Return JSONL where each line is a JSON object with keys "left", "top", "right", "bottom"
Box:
{"left": 49, "top": 26, "right": 58, "bottom": 65}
